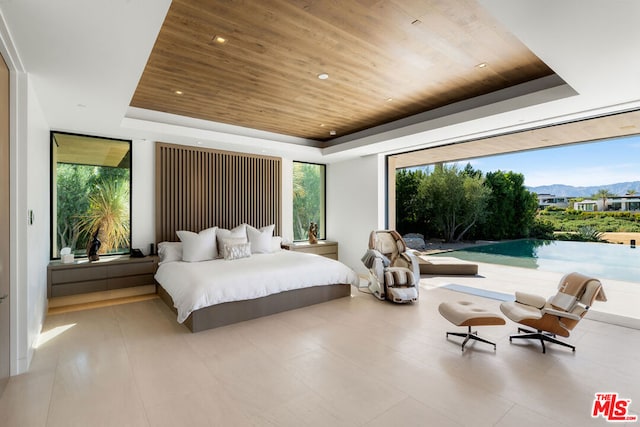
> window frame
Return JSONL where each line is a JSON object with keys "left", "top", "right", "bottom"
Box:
{"left": 292, "top": 160, "right": 326, "bottom": 242}
{"left": 50, "top": 131, "right": 133, "bottom": 260}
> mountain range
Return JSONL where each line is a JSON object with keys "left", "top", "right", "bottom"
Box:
{"left": 527, "top": 181, "right": 640, "bottom": 198}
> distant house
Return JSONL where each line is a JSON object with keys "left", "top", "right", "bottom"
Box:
{"left": 574, "top": 195, "right": 640, "bottom": 212}
{"left": 537, "top": 193, "right": 571, "bottom": 209}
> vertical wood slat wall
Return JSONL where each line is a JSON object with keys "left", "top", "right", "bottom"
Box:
{"left": 155, "top": 142, "right": 282, "bottom": 243}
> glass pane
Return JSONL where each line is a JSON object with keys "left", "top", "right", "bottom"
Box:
{"left": 293, "top": 162, "right": 326, "bottom": 241}
{"left": 51, "top": 132, "right": 131, "bottom": 258}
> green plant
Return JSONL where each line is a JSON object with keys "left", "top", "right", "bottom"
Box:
{"left": 576, "top": 226, "right": 605, "bottom": 242}
{"left": 77, "top": 179, "right": 130, "bottom": 254}
{"left": 530, "top": 218, "right": 555, "bottom": 239}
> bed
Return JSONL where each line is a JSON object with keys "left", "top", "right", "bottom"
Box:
{"left": 155, "top": 249, "right": 358, "bottom": 332}
{"left": 154, "top": 143, "right": 356, "bottom": 332}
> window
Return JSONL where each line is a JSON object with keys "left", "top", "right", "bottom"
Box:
{"left": 293, "top": 161, "right": 326, "bottom": 241}
{"left": 51, "top": 132, "right": 131, "bottom": 259}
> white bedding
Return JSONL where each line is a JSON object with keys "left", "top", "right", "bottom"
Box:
{"left": 155, "top": 250, "right": 359, "bottom": 323}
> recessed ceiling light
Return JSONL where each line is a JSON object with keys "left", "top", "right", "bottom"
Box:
{"left": 475, "top": 62, "right": 488, "bottom": 68}
{"left": 213, "top": 35, "right": 227, "bottom": 44}
{"left": 386, "top": 98, "right": 393, "bottom": 102}
{"left": 175, "top": 90, "right": 183, "bottom": 95}
{"left": 329, "top": 130, "right": 336, "bottom": 136}
{"left": 197, "top": 141, "right": 203, "bottom": 145}
{"left": 320, "top": 123, "right": 326, "bottom": 127}
{"left": 317, "top": 73, "right": 329, "bottom": 80}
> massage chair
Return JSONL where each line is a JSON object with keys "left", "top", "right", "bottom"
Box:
{"left": 362, "top": 230, "right": 419, "bottom": 303}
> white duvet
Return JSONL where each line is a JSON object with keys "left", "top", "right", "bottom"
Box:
{"left": 155, "top": 250, "right": 359, "bottom": 323}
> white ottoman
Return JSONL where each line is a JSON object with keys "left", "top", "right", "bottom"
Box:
{"left": 438, "top": 301, "right": 506, "bottom": 351}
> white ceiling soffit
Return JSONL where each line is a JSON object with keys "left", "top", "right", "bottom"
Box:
{"left": 0, "top": 0, "right": 172, "bottom": 137}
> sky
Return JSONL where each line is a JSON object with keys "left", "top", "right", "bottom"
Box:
{"left": 455, "top": 134, "right": 640, "bottom": 188}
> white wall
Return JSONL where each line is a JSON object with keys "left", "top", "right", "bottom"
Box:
{"left": 131, "top": 138, "right": 155, "bottom": 254}
{"left": 8, "top": 71, "right": 50, "bottom": 375}
{"left": 326, "top": 154, "right": 386, "bottom": 274}
{"left": 24, "top": 77, "right": 50, "bottom": 370}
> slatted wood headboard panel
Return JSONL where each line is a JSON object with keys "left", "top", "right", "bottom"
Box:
{"left": 155, "top": 142, "right": 282, "bottom": 243}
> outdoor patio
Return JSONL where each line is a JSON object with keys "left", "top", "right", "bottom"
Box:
{"left": 420, "top": 260, "right": 640, "bottom": 330}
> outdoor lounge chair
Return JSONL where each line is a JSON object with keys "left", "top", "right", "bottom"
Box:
{"left": 416, "top": 255, "right": 478, "bottom": 275}
{"left": 499, "top": 272, "right": 606, "bottom": 353}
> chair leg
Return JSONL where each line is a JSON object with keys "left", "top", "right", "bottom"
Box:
{"left": 446, "top": 326, "right": 497, "bottom": 352}
{"left": 509, "top": 328, "right": 575, "bottom": 353}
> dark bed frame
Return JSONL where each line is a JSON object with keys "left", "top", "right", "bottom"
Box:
{"left": 154, "top": 142, "right": 352, "bottom": 332}
{"left": 157, "top": 283, "right": 351, "bottom": 332}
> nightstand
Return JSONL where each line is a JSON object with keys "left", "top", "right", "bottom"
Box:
{"left": 282, "top": 241, "right": 338, "bottom": 260}
{"left": 47, "top": 255, "right": 158, "bottom": 298}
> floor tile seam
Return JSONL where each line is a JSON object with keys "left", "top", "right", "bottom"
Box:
{"left": 281, "top": 343, "right": 411, "bottom": 404}
{"left": 35, "top": 328, "right": 67, "bottom": 427}
{"left": 486, "top": 399, "right": 516, "bottom": 427}
{"left": 491, "top": 401, "right": 575, "bottom": 427}
{"left": 43, "top": 361, "right": 60, "bottom": 427}
{"left": 113, "top": 310, "right": 155, "bottom": 427}
{"left": 254, "top": 385, "right": 349, "bottom": 426}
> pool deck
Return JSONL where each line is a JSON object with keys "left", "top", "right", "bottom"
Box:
{"left": 420, "top": 260, "right": 640, "bottom": 330}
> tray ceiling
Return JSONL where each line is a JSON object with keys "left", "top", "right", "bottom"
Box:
{"left": 131, "top": 0, "right": 554, "bottom": 143}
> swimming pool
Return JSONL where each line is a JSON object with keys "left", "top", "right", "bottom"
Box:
{"left": 434, "top": 239, "right": 640, "bottom": 283}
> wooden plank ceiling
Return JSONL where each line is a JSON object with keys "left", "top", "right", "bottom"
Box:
{"left": 391, "top": 109, "right": 640, "bottom": 169}
{"left": 131, "top": 0, "right": 553, "bottom": 142}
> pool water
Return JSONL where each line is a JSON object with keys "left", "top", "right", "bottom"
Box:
{"left": 434, "top": 239, "right": 640, "bottom": 283}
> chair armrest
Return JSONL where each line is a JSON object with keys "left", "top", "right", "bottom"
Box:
{"left": 515, "top": 291, "right": 546, "bottom": 309}
{"left": 404, "top": 250, "right": 421, "bottom": 288}
{"left": 542, "top": 306, "right": 582, "bottom": 321}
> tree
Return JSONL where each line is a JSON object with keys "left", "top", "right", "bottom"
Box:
{"left": 592, "top": 189, "right": 615, "bottom": 211}
{"left": 627, "top": 189, "right": 637, "bottom": 196}
{"left": 395, "top": 168, "right": 428, "bottom": 236}
{"left": 293, "top": 163, "right": 323, "bottom": 240}
{"left": 77, "top": 179, "right": 130, "bottom": 254}
{"left": 419, "top": 164, "right": 490, "bottom": 242}
{"left": 462, "top": 162, "right": 483, "bottom": 179}
{"left": 479, "top": 171, "right": 538, "bottom": 239}
{"left": 56, "top": 164, "right": 92, "bottom": 253}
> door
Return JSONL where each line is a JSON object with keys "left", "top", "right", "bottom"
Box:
{"left": 0, "top": 51, "right": 10, "bottom": 395}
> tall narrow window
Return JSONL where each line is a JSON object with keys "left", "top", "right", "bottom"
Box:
{"left": 293, "top": 161, "right": 326, "bottom": 241}
{"left": 51, "top": 132, "right": 132, "bottom": 259}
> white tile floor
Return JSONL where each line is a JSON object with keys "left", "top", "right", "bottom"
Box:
{"left": 1, "top": 264, "right": 639, "bottom": 426}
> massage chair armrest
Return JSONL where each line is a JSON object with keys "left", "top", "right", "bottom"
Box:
{"left": 541, "top": 306, "right": 582, "bottom": 321}
{"left": 404, "top": 250, "right": 421, "bottom": 288}
{"left": 515, "top": 291, "right": 547, "bottom": 309}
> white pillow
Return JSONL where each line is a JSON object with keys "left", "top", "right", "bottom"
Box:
{"left": 157, "top": 241, "right": 183, "bottom": 264}
{"left": 246, "top": 224, "right": 275, "bottom": 253}
{"left": 271, "top": 236, "right": 282, "bottom": 252}
{"left": 177, "top": 227, "right": 217, "bottom": 262}
{"left": 221, "top": 238, "right": 252, "bottom": 260}
{"left": 216, "top": 224, "right": 247, "bottom": 257}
